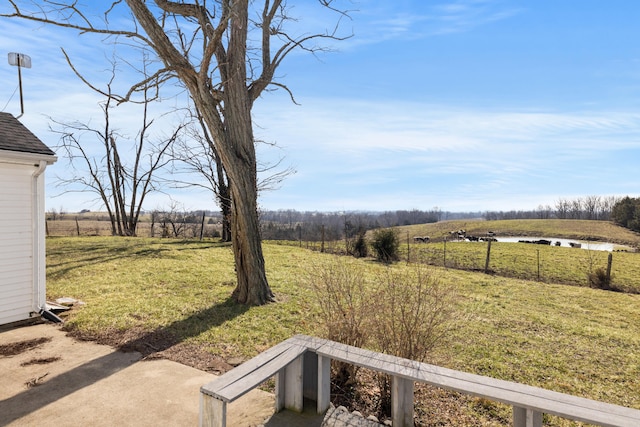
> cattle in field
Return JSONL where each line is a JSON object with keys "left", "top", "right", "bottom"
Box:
{"left": 449, "top": 230, "right": 466, "bottom": 240}
{"left": 413, "top": 236, "right": 430, "bottom": 243}
{"left": 518, "top": 239, "right": 552, "bottom": 245}
{"left": 569, "top": 242, "right": 582, "bottom": 248}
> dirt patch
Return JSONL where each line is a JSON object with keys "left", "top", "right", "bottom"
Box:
{"left": 0, "top": 337, "right": 51, "bottom": 357}
{"left": 64, "top": 325, "right": 232, "bottom": 374}
{"left": 21, "top": 356, "right": 62, "bottom": 366}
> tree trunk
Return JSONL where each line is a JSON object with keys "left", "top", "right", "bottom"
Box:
{"left": 221, "top": 199, "right": 232, "bottom": 242}
{"left": 230, "top": 180, "right": 273, "bottom": 304}
{"left": 125, "top": 0, "right": 274, "bottom": 305}
{"left": 223, "top": 0, "right": 273, "bottom": 304}
{"left": 216, "top": 153, "right": 232, "bottom": 243}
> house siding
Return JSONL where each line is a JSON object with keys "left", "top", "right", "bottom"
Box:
{"left": 0, "top": 162, "right": 35, "bottom": 324}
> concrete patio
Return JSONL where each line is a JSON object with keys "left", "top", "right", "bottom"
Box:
{"left": 0, "top": 322, "right": 284, "bottom": 426}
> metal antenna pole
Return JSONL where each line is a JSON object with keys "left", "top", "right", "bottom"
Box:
{"left": 17, "top": 55, "right": 24, "bottom": 118}
{"left": 8, "top": 52, "right": 32, "bottom": 119}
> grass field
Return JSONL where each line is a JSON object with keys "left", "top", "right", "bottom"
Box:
{"left": 45, "top": 226, "right": 640, "bottom": 426}
{"left": 283, "top": 219, "right": 640, "bottom": 293}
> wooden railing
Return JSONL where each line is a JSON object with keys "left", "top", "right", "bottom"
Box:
{"left": 199, "top": 335, "right": 640, "bottom": 427}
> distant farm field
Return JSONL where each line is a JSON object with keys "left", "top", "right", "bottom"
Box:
{"left": 46, "top": 230, "right": 640, "bottom": 426}
{"left": 46, "top": 214, "right": 221, "bottom": 238}
{"left": 398, "top": 218, "right": 640, "bottom": 246}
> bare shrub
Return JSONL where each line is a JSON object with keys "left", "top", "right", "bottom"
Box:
{"left": 369, "top": 265, "right": 458, "bottom": 416}
{"left": 307, "top": 259, "right": 370, "bottom": 388}
{"left": 307, "top": 260, "right": 459, "bottom": 418}
{"left": 371, "top": 266, "right": 457, "bottom": 361}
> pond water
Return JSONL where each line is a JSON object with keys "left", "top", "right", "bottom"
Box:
{"left": 494, "top": 237, "right": 617, "bottom": 251}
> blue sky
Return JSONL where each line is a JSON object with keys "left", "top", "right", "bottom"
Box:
{"left": 1, "top": 1, "right": 640, "bottom": 213}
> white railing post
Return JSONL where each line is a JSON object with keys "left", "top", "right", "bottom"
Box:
{"left": 317, "top": 355, "right": 331, "bottom": 414}
{"left": 199, "top": 393, "right": 226, "bottom": 427}
{"left": 392, "top": 376, "right": 414, "bottom": 427}
{"left": 275, "top": 354, "right": 304, "bottom": 413}
{"left": 284, "top": 354, "right": 304, "bottom": 412}
{"left": 513, "top": 406, "right": 543, "bottom": 427}
{"left": 275, "top": 368, "right": 285, "bottom": 412}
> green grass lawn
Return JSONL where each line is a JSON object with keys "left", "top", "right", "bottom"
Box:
{"left": 46, "top": 236, "right": 640, "bottom": 425}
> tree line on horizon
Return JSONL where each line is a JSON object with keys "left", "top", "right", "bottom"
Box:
{"left": 259, "top": 195, "right": 638, "bottom": 241}
{"left": 49, "top": 193, "right": 638, "bottom": 241}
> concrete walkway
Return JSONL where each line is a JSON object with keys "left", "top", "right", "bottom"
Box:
{"left": 0, "top": 322, "right": 315, "bottom": 427}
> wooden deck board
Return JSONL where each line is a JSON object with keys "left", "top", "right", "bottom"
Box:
{"left": 200, "top": 335, "right": 640, "bottom": 427}
{"left": 312, "top": 337, "right": 640, "bottom": 427}
{"left": 201, "top": 338, "right": 306, "bottom": 402}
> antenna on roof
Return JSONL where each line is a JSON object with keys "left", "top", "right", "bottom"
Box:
{"left": 8, "top": 52, "right": 32, "bottom": 119}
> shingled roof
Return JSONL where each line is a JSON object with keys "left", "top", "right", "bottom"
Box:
{"left": 0, "top": 112, "right": 55, "bottom": 156}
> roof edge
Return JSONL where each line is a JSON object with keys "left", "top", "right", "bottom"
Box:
{"left": 0, "top": 149, "right": 57, "bottom": 165}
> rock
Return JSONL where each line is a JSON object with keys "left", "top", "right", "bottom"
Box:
{"left": 226, "top": 356, "right": 245, "bottom": 367}
{"left": 55, "top": 297, "right": 79, "bottom": 306}
{"left": 322, "top": 403, "right": 384, "bottom": 427}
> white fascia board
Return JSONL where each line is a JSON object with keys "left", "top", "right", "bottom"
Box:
{"left": 0, "top": 149, "right": 57, "bottom": 165}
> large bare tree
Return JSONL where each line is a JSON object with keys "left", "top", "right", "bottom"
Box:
{"left": 4, "top": 0, "right": 348, "bottom": 305}
{"left": 51, "top": 69, "right": 181, "bottom": 236}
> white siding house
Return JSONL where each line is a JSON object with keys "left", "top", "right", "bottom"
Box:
{"left": 0, "top": 112, "right": 56, "bottom": 326}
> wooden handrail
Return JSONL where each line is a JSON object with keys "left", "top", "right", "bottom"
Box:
{"left": 200, "top": 335, "right": 640, "bottom": 427}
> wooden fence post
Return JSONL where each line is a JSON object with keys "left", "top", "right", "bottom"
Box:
{"left": 407, "top": 232, "right": 410, "bottom": 264}
{"left": 484, "top": 239, "right": 492, "bottom": 273}
{"left": 200, "top": 211, "right": 205, "bottom": 240}
{"left": 443, "top": 238, "right": 447, "bottom": 268}
{"left": 606, "top": 253, "right": 613, "bottom": 285}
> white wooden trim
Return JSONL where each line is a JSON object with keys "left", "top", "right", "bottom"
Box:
{"left": 0, "top": 149, "right": 56, "bottom": 165}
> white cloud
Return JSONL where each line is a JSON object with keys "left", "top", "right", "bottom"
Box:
{"left": 253, "top": 95, "right": 640, "bottom": 211}
{"left": 341, "top": 0, "right": 522, "bottom": 49}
